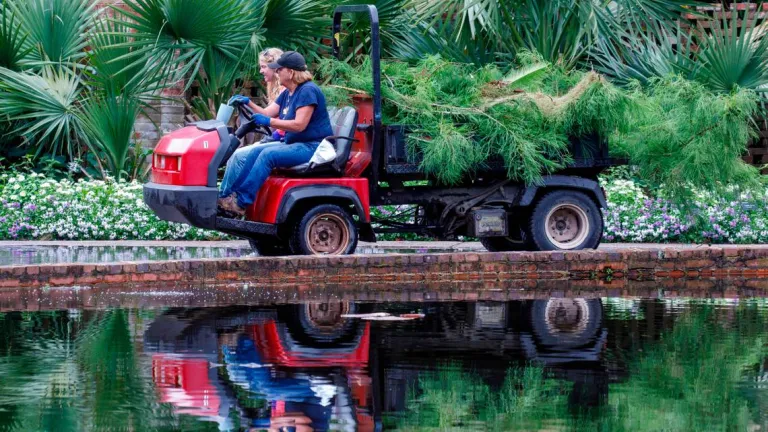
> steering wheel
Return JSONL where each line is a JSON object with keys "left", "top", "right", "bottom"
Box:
{"left": 234, "top": 104, "right": 273, "bottom": 138}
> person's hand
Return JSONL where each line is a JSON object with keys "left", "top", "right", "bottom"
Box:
{"left": 228, "top": 95, "right": 250, "bottom": 106}
{"left": 253, "top": 113, "right": 271, "bottom": 127}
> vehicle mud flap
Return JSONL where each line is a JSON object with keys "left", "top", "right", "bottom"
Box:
{"left": 359, "top": 222, "right": 376, "bottom": 243}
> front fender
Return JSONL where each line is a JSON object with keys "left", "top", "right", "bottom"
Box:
{"left": 276, "top": 185, "right": 369, "bottom": 224}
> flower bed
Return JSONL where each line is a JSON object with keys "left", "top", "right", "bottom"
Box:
{"left": 603, "top": 179, "right": 768, "bottom": 243}
{"left": 0, "top": 172, "right": 217, "bottom": 240}
{"left": 2, "top": 170, "right": 767, "bottom": 243}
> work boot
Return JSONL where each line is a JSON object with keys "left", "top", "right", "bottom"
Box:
{"left": 217, "top": 194, "right": 246, "bottom": 217}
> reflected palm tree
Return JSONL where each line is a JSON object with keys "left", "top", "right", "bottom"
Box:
{"left": 0, "top": 309, "right": 222, "bottom": 431}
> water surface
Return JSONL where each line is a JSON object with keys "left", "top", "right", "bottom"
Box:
{"left": 0, "top": 298, "right": 766, "bottom": 431}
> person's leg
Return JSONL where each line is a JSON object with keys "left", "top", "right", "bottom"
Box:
{"left": 234, "top": 142, "right": 319, "bottom": 208}
{"left": 219, "top": 142, "right": 282, "bottom": 198}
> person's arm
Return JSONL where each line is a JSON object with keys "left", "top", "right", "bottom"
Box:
{"left": 247, "top": 101, "right": 280, "bottom": 118}
{"left": 269, "top": 105, "right": 315, "bottom": 133}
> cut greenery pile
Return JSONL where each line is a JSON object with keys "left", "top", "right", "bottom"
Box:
{"left": 317, "top": 55, "right": 761, "bottom": 195}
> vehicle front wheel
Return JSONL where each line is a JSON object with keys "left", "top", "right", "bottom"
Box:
{"left": 290, "top": 204, "right": 358, "bottom": 255}
{"left": 529, "top": 190, "right": 602, "bottom": 251}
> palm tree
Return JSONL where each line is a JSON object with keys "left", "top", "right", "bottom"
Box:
{"left": 404, "top": 0, "right": 701, "bottom": 69}
{"left": 595, "top": 4, "right": 768, "bottom": 95}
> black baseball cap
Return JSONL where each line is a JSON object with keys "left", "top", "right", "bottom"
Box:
{"left": 267, "top": 51, "right": 307, "bottom": 71}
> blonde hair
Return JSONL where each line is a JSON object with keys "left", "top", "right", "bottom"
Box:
{"left": 259, "top": 47, "right": 284, "bottom": 102}
{"left": 291, "top": 70, "right": 314, "bottom": 85}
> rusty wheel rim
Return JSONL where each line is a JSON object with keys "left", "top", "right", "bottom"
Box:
{"left": 305, "top": 213, "right": 350, "bottom": 255}
{"left": 545, "top": 204, "right": 589, "bottom": 250}
{"left": 304, "top": 302, "right": 351, "bottom": 334}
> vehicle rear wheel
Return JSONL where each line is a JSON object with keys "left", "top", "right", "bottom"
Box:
{"left": 529, "top": 190, "right": 602, "bottom": 251}
{"left": 290, "top": 204, "right": 358, "bottom": 255}
{"left": 248, "top": 238, "right": 292, "bottom": 256}
{"left": 530, "top": 298, "right": 603, "bottom": 350}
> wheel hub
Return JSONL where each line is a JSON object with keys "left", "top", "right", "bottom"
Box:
{"left": 545, "top": 204, "right": 589, "bottom": 249}
{"left": 307, "top": 214, "right": 349, "bottom": 255}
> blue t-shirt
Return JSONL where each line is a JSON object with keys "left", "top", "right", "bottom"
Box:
{"left": 275, "top": 82, "right": 333, "bottom": 144}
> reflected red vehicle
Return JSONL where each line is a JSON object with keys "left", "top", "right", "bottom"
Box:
{"left": 145, "top": 305, "right": 374, "bottom": 431}
{"left": 144, "top": 299, "right": 609, "bottom": 430}
{"left": 152, "top": 357, "right": 222, "bottom": 419}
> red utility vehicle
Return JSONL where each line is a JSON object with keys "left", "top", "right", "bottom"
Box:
{"left": 143, "top": 5, "right": 617, "bottom": 256}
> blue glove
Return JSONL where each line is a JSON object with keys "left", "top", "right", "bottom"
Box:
{"left": 271, "top": 130, "right": 282, "bottom": 141}
{"left": 228, "top": 95, "right": 250, "bottom": 106}
{"left": 252, "top": 113, "right": 271, "bottom": 127}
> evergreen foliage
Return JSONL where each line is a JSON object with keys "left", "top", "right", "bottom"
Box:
{"left": 318, "top": 55, "right": 632, "bottom": 185}
{"left": 612, "top": 78, "right": 761, "bottom": 197}
{"left": 320, "top": 55, "right": 759, "bottom": 193}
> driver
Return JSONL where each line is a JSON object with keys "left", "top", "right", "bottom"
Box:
{"left": 218, "top": 51, "right": 333, "bottom": 217}
{"left": 218, "top": 47, "right": 285, "bottom": 201}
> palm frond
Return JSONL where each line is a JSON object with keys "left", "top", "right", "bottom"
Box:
{"left": 0, "top": 3, "right": 30, "bottom": 71}
{"left": 696, "top": 4, "right": 768, "bottom": 93}
{"left": 78, "top": 95, "right": 140, "bottom": 178}
{"left": 592, "top": 21, "right": 698, "bottom": 86}
{"left": 85, "top": 18, "right": 169, "bottom": 99}
{"left": 0, "top": 66, "right": 84, "bottom": 159}
{"left": 389, "top": 13, "right": 501, "bottom": 65}
{"left": 10, "top": 0, "right": 97, "bottom": 69}
{"left": 260, "top": 0, "right": 331, "bottom": 63}
{"left": 112, "top": 0, "right": 261, "bottom": 88}
{"left": 194, "top": 46, "right": 251, "bottom": 119}
{"left": 515, "top": 0, "right": 591, "bottom": 70}
{"left": 408, "top": 0, "right": 704, "bottom": 70}
{"left": 412, "top": 0, "right": 505, "bottom": 42}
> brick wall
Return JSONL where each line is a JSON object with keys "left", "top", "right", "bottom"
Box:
{"left": 1, "top": 278, "right": 762, "bottom": 312}
{"left": 4, "top": 247, "right": 768, "bottom": 290}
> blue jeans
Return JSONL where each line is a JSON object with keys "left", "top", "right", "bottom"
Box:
{"left": 219, "top": 142, "right": 283, "bottom": 198}
{"left": 234, "top": 141, "right": 319, "bottom": 207}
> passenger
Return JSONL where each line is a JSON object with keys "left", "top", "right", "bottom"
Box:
{"left": 218, "top": 51, "right": 333, "bottom": 217}
{"left": 218, "top": 47, "right": 285, "bottom": 201}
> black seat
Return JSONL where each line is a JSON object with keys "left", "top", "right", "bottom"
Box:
{"left": 283, "top": 106, "right": 358, "bottom": 176}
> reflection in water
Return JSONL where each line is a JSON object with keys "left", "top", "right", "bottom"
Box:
{"left": 0, "top": 244, "right": 468, "bottom": 266}
{"left": 0, "top": 299, "right": 765, "bottom": 431}
{"left": 0, "top": 245, "right": 251, "bottom": 266}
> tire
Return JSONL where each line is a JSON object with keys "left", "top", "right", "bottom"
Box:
{"left": 529, "top": 190, "right": 602, "bottom": 251}
{"left": 277, "top": 302, "right": 361, "bottom": 346}
{"left": 248, "top": 238, "right": 292, "bottom": 256}
{"left": 530, "top": 298, "right": 603, "bottom": 351}
{"left": 290, "top": 204, "right": 358, "bottom": 255}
